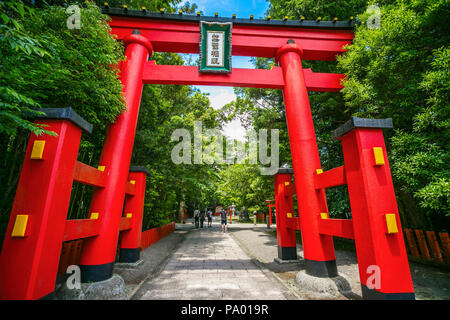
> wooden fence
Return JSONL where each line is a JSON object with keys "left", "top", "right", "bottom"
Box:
{"left": 256, "top": 213, "right": 265, "bottom": 222}
{"left": 404, "top": 228, "right": 450, "bottom": 266}
{"left": 140, "top": 222, "right": 175, "bottom": 250}
{"left": 58, "top": 222, "right": 175, "bottom": 274}
{"left": 58, "top": 239, "right": 84, "bottom": 274}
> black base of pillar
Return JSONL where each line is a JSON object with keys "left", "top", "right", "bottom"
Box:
{"left": 39, "top": 291, "right": 55, "bottom": 300}
{"left": 305, "top": 259, "right": 338, "bottom": 278}
{"left": 119, "top": 248, "right": 141, "bottom": 263}
{"left": 79, "top": 262, "right": 114, "bottom": 283}
{"left": 278, "top": 246, "right": 298, "bottom": 260}
{"left": 361, "top": 284, "right": 415, "bottom": 300}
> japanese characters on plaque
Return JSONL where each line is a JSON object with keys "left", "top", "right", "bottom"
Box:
{"left": 199, "top": 21, "right": 232, "bottom": 73}
{"left": 207, "top": 31, "right": 224, "bottom": 67}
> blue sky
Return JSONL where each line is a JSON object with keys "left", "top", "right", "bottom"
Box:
{"left": 180, "top": 0, "right": 270, "bottom": 140}
{"left": 182, "top": 0, "right": 269, "bottom": 19}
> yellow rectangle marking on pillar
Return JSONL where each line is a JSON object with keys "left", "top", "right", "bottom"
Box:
{"left": 316, "top": 169, "right": 323, "bottom": 174}
{"left": 11, "top": 215, "right": 29, "bottom": 237}
{"left": 284, "top": 181, "right": 290, "bottom": 186}
{"left": 30, "top": 140, "right": 45, "bottom": 160}
{"left": 97, "top": 165, "right": 106, "bottom": 172}
{"left": 373, "top": 147, "right": 385, "bottom": 166}
{"left": 130, "top": 180, "right": 136, "bottom": 185}
{"left": 320, "top": 212, "right": 328, "bottom": 219}
{"left": 90, "top": 212, "right": 99, "bottom": 220}
{"left": 287, "top": 213, "right": 292, "bottom": 218}
{"left": 385, "top": 214, "right": 398, "bottom": 234}
{"left": 126, "top": 213, "right": 133, "bottom": 218}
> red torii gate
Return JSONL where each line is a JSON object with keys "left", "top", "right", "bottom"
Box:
{"left": 265, "top": 200, "right": 275, "bottom": 227}
{"left": 78, "top": 7, "right": 353, "bottom": 283}
{"left": 0, "top": 6, "right": 414, "bottom": 300}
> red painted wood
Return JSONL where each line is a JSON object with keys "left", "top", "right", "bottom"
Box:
{"left": 63, "top": 219, "right": 100, "bottom": 242}
{"left": 140, "top": 222, "right": 175, "bottom": 250}
{"left": 73, "top": 161, "right": 106, "bottom": 187}
{"left": 415, "top": 229, "right": 431, "bottom": 260}
{"left": 404, "top": 228, "right": 420, "bottom": 258}
{"left": 119, "top": 217, "right": 132, "bottom": 231}
{"left": 125, "top": 181, "right": 136, "bottom": 196}
{"left": 283, "top": 182, "right": 297, "bottom": 198}
{"left": 120, "top": 172, "right": 146, "bottom": 248}
{"left": 285, "top": 217, "right": 301, "bottom": 230}
{"left": 142, "top": 62, "right": 282, "bottom": 88}
{"left": 58, "top": 242, "right": 72, "bottom": 274}
{"left": 277, "top": 42, "right": 336, "bottom": 264}
{"left": 142, "top": 62, "right": 344, "bottom": 91}
{"left": 302, "top": 68, "right": 344, "bottom": 92}
{"left": 80, "top": 33, "right": 152, "bottom": 269}
{"left": 110, "top": 17, "right": 354, "bottom": 40}
{"left": 438, "top": 232, "right": 450, "bottom": 265}
{"left": 341, "top": 128, "right": 414, "bottom": 295}
{"left": 318, "top": 218, "right": 354, "bottom": 239}
{"left": 0, "top": 120, "right": 82, "bottom": 299}
{"left": 314, "top": 165, "right": 347, "bottom": 189}
{"left": 425, "top": 231, "right": 443, "bottom": 263}
{"left": 58, "top": 240, "right": 83, "bottom": 275}
{"left": 109, "top": 16, "right": 354, "bottom": 60}
{"left": 267, "top": 204, "right": 275, "bottom": 226}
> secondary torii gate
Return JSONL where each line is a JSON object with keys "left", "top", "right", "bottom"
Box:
{"left": 0, "top": 6, "right": 414, "bottom": 300}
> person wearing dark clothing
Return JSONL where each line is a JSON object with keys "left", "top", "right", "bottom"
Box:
{"left": 194, "top": 209, "right": 200, "bottom": 228}
{"left": 220, "top": 210, "right": 228, "bottom": 232}
{"left": 199, "top": 210, "right": 206, "bottom": 228}
{"left": 207, "top": 210, "right": 212, "bottom": 227}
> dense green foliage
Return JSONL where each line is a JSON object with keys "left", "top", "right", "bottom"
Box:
{"left": 222, "top": 0, "right": 449, "bottom": 230}
{"left": 337, "top": 0, "right": 449, "bottom": 227}
{"left": 0, "top": 1, "right": 128, "bottom": 242}
{"left": 1, "top": 1, "right": 125, "bottom": 135}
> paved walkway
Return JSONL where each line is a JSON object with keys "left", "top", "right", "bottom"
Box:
{"left": 132, "top": 220, "right": 297, "bottom": 300}
{"left": 118, "top": 218, "right": 449, "bottom": 300}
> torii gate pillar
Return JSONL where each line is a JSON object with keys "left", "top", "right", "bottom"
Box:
{"left": 78, "top": 30, "right": 153, "bottom": 282}
{"left": 276, "top": 40, "right": 337, "bottom": 277}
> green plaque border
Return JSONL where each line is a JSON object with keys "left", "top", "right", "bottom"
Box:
{"left": 199, "top": 21, "right": 232, "bottom": 73}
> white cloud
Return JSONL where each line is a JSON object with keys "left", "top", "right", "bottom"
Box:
{"left": 196, "top": 86, "right": 247, "bottom": 141}
{"left": 208, "top": 87, "right": 236, "bottom": 110}
{"left": 223, "top": 119, "right": 247, "bottom": 141}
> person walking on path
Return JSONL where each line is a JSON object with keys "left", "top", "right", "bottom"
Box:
{"left": 193, "top": 209, "right": 200, "bottom": 228}
{"left": 220, "top": 209, "right": 228, "bottom": 233}
{"left": 207, "top": 209, "right": 212, "bottom": 228}
{"left": 199, "top": 209, "right": 206, "bottom": 228}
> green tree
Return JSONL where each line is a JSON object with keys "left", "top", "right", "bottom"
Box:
{"left": 0, "top": 1, "right": 126, "bottom": 242}
{"left": 337, "top": 0, "right": 449, "bottom": 228}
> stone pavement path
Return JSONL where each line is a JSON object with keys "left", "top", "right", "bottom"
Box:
{"left": 132, "top": 221, "right": 298, "bottom": 300}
